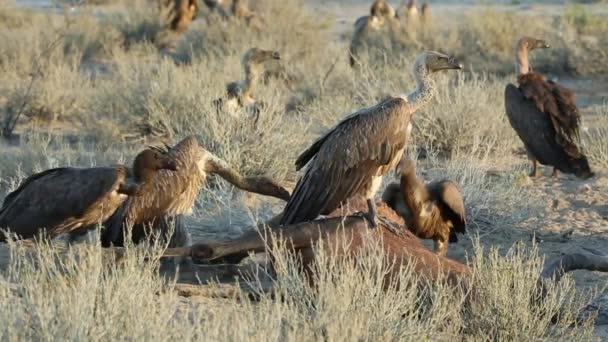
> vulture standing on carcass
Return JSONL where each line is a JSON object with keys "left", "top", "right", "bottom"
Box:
{"left": 101, "top": 136, "right": 290, "bottom": 249}
{"left": 349, "top": 0, "right": 399, "bottom": 67}
{"left": 505, "top": 37, "right": 593, "bottom": 179}
{"left": 280, "top": 51, "right": 462, "bottom": 227}
{"left": 213, "top": 48, "right": 281, "bottom": 121}
{"left": 0, "top": 148, "right": 177, "bottom": 242}
{"left": 382, "top": 160, "right": 466, "bottom": 256}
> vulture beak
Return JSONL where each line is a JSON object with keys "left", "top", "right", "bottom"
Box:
{"left": 538, "top": 40, "right": 550, "bottom": 49}
{"left": 271, "top": 51, "right": 281, "bottom": 60}
{"left": 447, "top": 56, "right": 463, "bottom": 70}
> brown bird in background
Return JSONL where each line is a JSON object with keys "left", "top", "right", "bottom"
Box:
{"left": 382, "top": 159, "right": 466, "bottom": 256}
{"left": 505, "top": 36, "right": 593, "bottom": 179}
{"left": 280, "top": 51, "right": 462, "bottom": 227}
{"left": 0, "top": 148, "right": 177, "bottom": 242}
{"left": 101, "top": 136, "right": 290, "bottom": 249}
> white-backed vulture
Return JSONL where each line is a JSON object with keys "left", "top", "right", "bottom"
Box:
{"left": 0, "top": 148, "right": 177, "bottom": 242}
{"left": 505, "top": 37, "right": 593, "bottom": 179}
{"left": 101, "top": 136, "right": 290, "bottom": 248}
{"left": 280, "top": 51, "right": 462, "bottom": 227}
{"left": 382, "top": 160, "right": 466, "bottom": 256}
{"left": 349, "top": 0, "right": 399, "bottom": 67}
{"left": 398, "top": 0, "right": 418, "bottom": 19}
{"left": 213, "top": 48, "right": 281, "bottom": 120}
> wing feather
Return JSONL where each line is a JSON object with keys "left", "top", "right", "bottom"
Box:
{"left": 0, "top": 167, "right": 121, "bottom": 239}
{"left": 281, "top": 97, "right": 411, "bottom": 225}
{"left": 505, "top": 83, "right": 592, "bottom": 178}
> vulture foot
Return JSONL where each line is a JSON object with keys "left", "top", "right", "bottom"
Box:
{"left": 529, "top": 160, "right": 541, "bottom": 178}
{"left": 551, "top": 168, "right": 559, "bottom": 179}
{"left": 434, "top": 239, "right": 448, "bottom": 257}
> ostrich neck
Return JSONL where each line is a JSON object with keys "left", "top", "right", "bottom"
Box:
{"left": 516, "top": 47, "right": 530, "bottom": 75}
{"left": 405, "top": 66, "right": 435, "bottom": 112}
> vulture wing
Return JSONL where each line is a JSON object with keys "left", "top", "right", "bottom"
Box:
{"left": 281, "top": 97, "right": 411, "bottom": 226}
{"left": 505, "top": 82, "right": 593, "bottom": 178}
{"left": 431, "top": 180, "right": 466, "bottom": 231}
{"left": 0, "top": 167, "right": 123, "bottom": 240}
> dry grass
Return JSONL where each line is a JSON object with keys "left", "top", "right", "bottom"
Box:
{"left": 0, "top": 235, "right": 596, "bottom": 340}
{"left": 0, "top": 0, "right": 605, "bottom": 339}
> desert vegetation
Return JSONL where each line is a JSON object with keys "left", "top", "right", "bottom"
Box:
{"left": 0, "top": 0, "right": 608, "bottom": 339}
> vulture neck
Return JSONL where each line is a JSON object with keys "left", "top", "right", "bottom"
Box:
{"left": 133, "top": 166, "right": 157, "bottom": 184}
{"left": 515, "top": 46, "right": 530, "bottom": 75}
{"left": 405, "top": 62, "right": 435, "bottom": 112}
{"left": 242, "top": 64, "right": 261, "bottom": 99}
{"left": 400, "top": 168, "right": 426, "bottom": 214}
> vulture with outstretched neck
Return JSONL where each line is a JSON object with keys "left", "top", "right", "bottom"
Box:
{"left": 101, "top": 136, "right": 290, "bottom": 248}
{"left": 213, "top": 48, "right": 281, "bottom": 120}
{"left": 350, "top": 0, "right": 399, "bottom": 67}
{"left": 280, "top": 51, "right": 462, "bottom": 227}
{"left": 505, "top": 37, "right": 593, "bottom": 179}
{"left": 0, "top": 148, "right": 177, "bottom": 242}
{"left": 382, "top": 160, "right": 466, "bottom": 256}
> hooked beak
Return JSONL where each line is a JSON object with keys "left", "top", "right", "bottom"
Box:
{"left": 447, "top": 56, "right": 463, "bottom": 70}
{"left": 271, "top": 51, "right": 281, "bottom": 60}
{"left": 537, "top": 40, "right": 550, "bottom": 49}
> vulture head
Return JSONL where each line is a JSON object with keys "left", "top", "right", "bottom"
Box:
{"left": 516, "top": 36, "right": 550, "bottom": 53}
{"left": 243, "top": 48, "right": 281, "bottom": 67}
{"left": 132, "top": 148, "right": 178, "bottom": 182}
{"left": 417, "top": 51, "right": 462, "bottom": 74}
{"left": 371, "top": 0, "right": 398, "bottom": 19}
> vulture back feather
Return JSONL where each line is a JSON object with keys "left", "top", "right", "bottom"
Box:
{"left": 505, "top": 72, "right": 593, "bottom": 178}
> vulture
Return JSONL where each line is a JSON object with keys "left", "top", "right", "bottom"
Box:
{"left": 0, "top": 148, "right": 177, "bottom": 242}
{"left": 231, "top": 0, "right": 264, "bottom": 31}
{"left": 168, "top": 0, "right": 199, "bottom": 33}
{"left": 213, "top": 48, "right": 281, "bottom": 121}
{"left": 101, "top": 136, "right": 290, "bottom": 248}
{"left": 382, "top": 160, "right": 466, "bottom": 256}
{"left": 349, "top": 0, "right": 399, "bottom": 67}
{"left": 505, "top": 37, "right": 593, "bottom": 179}
{"left": 401, "top": 0, "right": 418, "bottom": 18}
{"left": 280, "top": 51, "right": 462, "bottom": 227}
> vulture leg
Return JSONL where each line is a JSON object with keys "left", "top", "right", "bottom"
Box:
{"left": 434, "top": 239, "right": 448, "bottom": 257}
{"left": 530, "top": 159, "right": 541, "bottom": 178}
{"left": 362, "top": 198, "right": 379, "bottom": 228}
{"left": 551, "top": 168, "right": 559, "bottom": 179}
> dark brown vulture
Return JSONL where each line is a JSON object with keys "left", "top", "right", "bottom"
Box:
{"left": 101, "top": 136, "right": 290, "bottom": 248}
{"left": 382, "top": 160, "right": 466, "bottom": 256}
{"left": 505, "top": 36, "right": 593, "bottom": 179}
{"left": 280, "top": 51, "right": 462, "bottom": 227}
{"left": 0, "top": 148, "right": 177, "bottom": 242}
{"left": 213, "top": 48, "right": 281, "bottom": 120}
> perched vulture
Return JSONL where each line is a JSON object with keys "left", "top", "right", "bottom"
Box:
{"left": 213, "top": 48, "right": 281, "bottom": 120}
{"left": 231, "top": 0, "right": 264, "bottom": 31}
{"left": 382, "top": 160, "right": 466, "bottom": 256}
{"left": 349, "top": 0, "right": 399, "bottom": 67}
{"left": 101, "top": 136, "right": 290, "bottom": 248}
{"left": 280, "top": 51, "right": 462, "bottom": 227}
{"left": 505, "top": 36, "right": 593, "bottom": 179}
{"left": 0, "top": 148, "right": 177, "bottom": 242}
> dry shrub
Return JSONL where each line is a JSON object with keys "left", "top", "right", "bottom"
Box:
{"left": 0, "top": 233, "right": 595, "bottom": 340}
{"left": 466, "top": 240, "right": 595, "bottom": 340}
{"left": 582, "top": 104, "right": 608, "bottom": 168}
{"left": 413, "top": 73, "right": 517, "bottom": 158}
